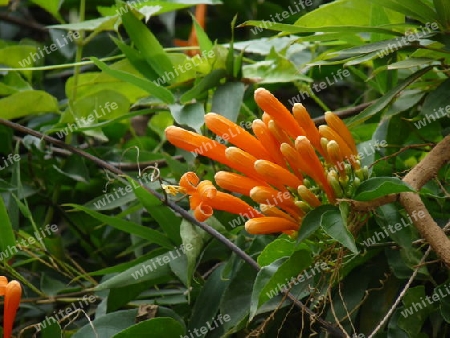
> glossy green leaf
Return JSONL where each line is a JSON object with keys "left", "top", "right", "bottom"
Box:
{"left": 321, "top": 207, "right": 359, "bottom": 254}
{"left": 72, "top": 310, "right": 137, "bottom": 338}
{"left": 169, "top": 102, "right": 205, "bottom": 133}
{"left": 180, "top": 69, "right": 227, "bottom": 103}
{"left": 112, "top": 317, "right": 184, "bottom": 338}
{"left": 91, "top": 57, "right": 174, "bottom": 104}
{"left": 348, "top": 66, "right": 432, "bottom": 127}
{"left": 250, "top": 248, "right": 312, "bottom": 319}
{"left": 297, "top": 205, "right": 336, "bottom": 243}
{"left": 257, "top": 238, "right": 297, "bottom": 267}
{"left": 416, "top": 78, "right": 450, "bottom": 120}
{"left": 0, "top": 90, "right": 59, "bottom": 119}
{"left": 211, "top": 82, "right": 245, "bottom": 123}
{"left": 121, "top": 6, "right": 174, "bottom": 78}
{"left": 354, "top": 177, "right": 415, "bottom": 201}
{"left": 369, "top": 0, "right": 437, "bottom": 24}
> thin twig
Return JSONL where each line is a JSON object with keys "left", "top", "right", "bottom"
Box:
{"left": 367, "top": 246, "right": 432, "bottom": 338}
{"left": 0, "top": 12, "right": 48, "bottom": 33}
{"left": 0, "top": 118, "right": 345, "bottom": 338}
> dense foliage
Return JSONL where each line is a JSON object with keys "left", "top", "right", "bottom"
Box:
{"left": 0, "top": 0, "right": 449, "bottom": 337}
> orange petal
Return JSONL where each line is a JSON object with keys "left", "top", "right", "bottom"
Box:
{"left": 318, "top": 125, "right": 359, "bottom": 169}
{"left": 325, "top": 111, "right": 357, "bottom": 155}
{"left": 260, "top": 204, "right": 296, "bottom": 222}
{"left": 295, "top": 136, "right": 335, "bottom": 202}
{"left": 262, "top": 112, "right": 272, "bottom": 126}
{"left": 245, "top": 217, "right": 298, "bottom": 234}
{"left": 179, "top": 172, "right": 200, "bottom": 194}
{"left": 327, "top": 140, "right": 346, "bottom": 177}
{"left": 194, "top": 203, "right": 213, "bottom": 222}
{"left": 268, "top": 120, "right": 293, "bottom": 147}
{"left": 297, "top": 185, "right": 321, "bottom": 208}
{"left": 4, "top": 280, "right": 22, "bottom": 338}
{"left": 225, "top": 147, "right": 266, "bottom": 183}
{"left": 252, "top": 119, "right": 287, "bottom": 168}
{"left": 254, "top": 88, "right": 305, "bottom": 139}
{"left": 208, "top": 191, "right": 263, "bottom": 218}
{"left": 279, "top": 143, "right": 304, "bottom": 180}
{"left": 249, "top": 186, "right": 301, "bottom": 219}
{"left": 205, "top": 113, "right": 272, "bottom": 160}
{"left": 254, "top": 160, "right": 302, "bottom": 190}
{"left": 165, "top": 126, "right": 231, "bottom": 167}
{"left": 0, "top": 276, "right": 8, "bottom": 296}
{"left": 214, "top": 172, "right": 262, "bottom": 196}
{"left": 292, "top": 103, "right": 324, "bottom": 156}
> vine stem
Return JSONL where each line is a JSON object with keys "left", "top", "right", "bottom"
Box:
{"left": 0, "top": 118, "right": 346, "bottom": 338}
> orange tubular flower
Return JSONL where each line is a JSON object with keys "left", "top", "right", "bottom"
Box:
{"left": 294, "top": 136, "right": 335, "bottom": 203}
{"left": 214, "top": 172, "right": 263, "bottom": 196}
{"left": 166, "top": 88, "right": 364, "bottom": 235}
{"left": 254, "top": 88, "right": 306, "bottom": 139}
{"left": 252, "top": 119, "right": 287, "bottom": 168}
{"left": 292, "top": 103, "right": 324, "bottom": 156}
{"left": 318, "top": 125, "right": 360, "bottom": 169}
{"left": 254, "top": 160, "right": 302, "bottom": 191}
{"left": 205, "top": 113, "right": 272, "bottom": 161}
{"left": 0, "top": 277, "right": 22, "bottom": 338}
{"left": 165, "top": 126, "right": 231, "bottom": 166}
{"left": 178, "top": 172, "right": 262, "bottom": 222}
{"left": 324, "top": 111, "right": 357, "bottom": 155}
{"left": 245, "top": 217, "right": 299, "bottom": 235}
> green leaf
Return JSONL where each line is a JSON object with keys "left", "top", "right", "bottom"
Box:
{"left": 321, "top": 207, "right": 359, "bottom": 254}
{"left": 191, "top": 12, "right": 214, "bottom": 53}
{"left": 169, "top": 103, "right": 205, "bottom": 133}
{"left": 66, "top": 204, "right": 173, "bottom": 249}
{"left": 121, "top": 5, "right": 174, "bottom": 79}
{"left": 369, "top": 0, "right": 438, "bottom": 24}
{"left": 0, "top": 90, "right": 58, "bottom": 119}
{"left": 188, "top": 265, "right": 230, "bottom": 337}
{"left": 126, "top": 177, "right": 181, "bottom": 245}
{"left": 220, "top": 263, "right": 258, "bottom": 335}
{"left": 72, "top": 310, "right": 137, "bottom": 338}
{"left": 250, "top": 248, "right": 312, "bottom": 319}
{"left": 211, "top": 82, "right": 245, "bottom": 123}
{"left": 295, "top": 0, "right": 404, "bottom": 27}
{"left": 180, "top": 69, "right": 227, "bottom": 104}
{"left": 49, "top": 16, "right": 118, "bottom": 32}
{"left": 434, "top": 0, "right": 450, "bottom": 29}
{"left": 180, "top": 220, "right": 205, "bottom": 290}
{"left": 95, "top": 251, "right": 175, "bottom": 289}
{"left": 40, "top": 321, "right": 62, "bottom": 338}
{"left": 30, "top": 0, "right": 63, "bottom": 22}
{"left": 0, "top": 196, "right": 16, "bottom": 260}
{"left": 348, "top": 66, "right": 433, "bottom": 127}
{"left": 91, "top": 57, "right": 174, "bottom": 104}
{"left": 112, "top": 317, "right": 184, "bottom": 338}
{"left": 297, "top": 205, "right": 336, "bottom": 243}
{"left": 417, "top": 78, "right": 450, "bottom": 120}
{"left": 354, "top": 177, "right": 415, "bottom": 201}
{"left": 257, "top": 238, "right": 297, "bottom": 267}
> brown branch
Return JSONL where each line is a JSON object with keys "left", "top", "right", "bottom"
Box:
{"left": 0, "top": 12, "right": 48, "bottom": 33}
{"left": 313, "top": 101, "right": 374, "bottom": 126}
{"left": 351, "top": 135, "right": 450, "bottom": 266}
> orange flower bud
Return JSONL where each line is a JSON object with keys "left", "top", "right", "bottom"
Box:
{"left": 245, "top": 217, "right": 298, "bottom": 234}
{"left": 324, "top": 111, "right": 357, "bottom": 155}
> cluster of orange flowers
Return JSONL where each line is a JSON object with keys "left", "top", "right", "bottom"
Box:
{"left": 0, "top": 277, "right": 21, "bottom": 338}
{"left": 165, "top": 88, "right": 367, "bottom": 235}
